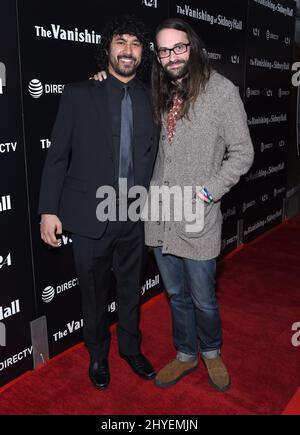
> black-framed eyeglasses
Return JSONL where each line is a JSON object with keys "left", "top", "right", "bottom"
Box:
{"left": 157, "top": 43, "right": 191, "bottom": 59}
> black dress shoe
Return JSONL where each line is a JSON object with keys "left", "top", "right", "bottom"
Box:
{"left": 120, "top": 353, "right": 156, "bottom": 380}
{"left": 89, "top": 358, "right": 110, "bottom": 390}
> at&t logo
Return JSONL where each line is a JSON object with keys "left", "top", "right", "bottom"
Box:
{"left": 42, "top": 286, "right": 55, "bottom": 303}
{"left": 42, "top": 278, "right": 79, "bottom": 303}
{"left": 28, "top": 79, "right": 43, "bottom": 98}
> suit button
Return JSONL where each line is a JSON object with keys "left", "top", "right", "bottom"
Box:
{"left": 162, "top": 135, "right": 166, "bottom": 141}
{"left": 164, "top": 181, "right": 169, "bottom": 186}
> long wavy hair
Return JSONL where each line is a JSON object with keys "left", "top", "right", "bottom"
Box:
{"left": 152, "top": 18, "right": 212, "bottom": 124}
{"left": 95, "top": 15, "right": 153, "bottom": 81}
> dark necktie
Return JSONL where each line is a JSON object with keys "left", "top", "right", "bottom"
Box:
{"left": 119, "top": 85, "right": 134, "bottom": 191}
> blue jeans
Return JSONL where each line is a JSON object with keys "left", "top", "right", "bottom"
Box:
{"left": 154, "top": 248, "right": 222, "bottom": 361}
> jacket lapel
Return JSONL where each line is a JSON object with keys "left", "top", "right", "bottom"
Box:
{"left": 89, "top": 81, "right": 115, "bottom": 162}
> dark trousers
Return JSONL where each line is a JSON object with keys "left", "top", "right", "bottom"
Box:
{"left": 72, "top": 220, "right": 145, "bottom": 360}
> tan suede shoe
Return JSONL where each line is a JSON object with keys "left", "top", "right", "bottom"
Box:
{"left": 201, "top": 355, "right": 230, "bottom": 392}
{"left": 154, "top": 358, "right": 198, "bottom": 388}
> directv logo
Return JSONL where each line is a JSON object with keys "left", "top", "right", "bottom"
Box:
{"left": 42, "top": 286, "right": 55, "bottom": 303}
{"left": 266, "top": 30, "right": 279, "bottom": 41}
{"left": 28, "top": 79, "right": 64, "bottom": 98}
{"left": 28, "top": 79, "right": 43, "bottom": 98}
{"left": 278, "top": 88, "right": 290, "bottom": 98}
{"left": 42, "top": 278, "right": 79, "bottom": 303}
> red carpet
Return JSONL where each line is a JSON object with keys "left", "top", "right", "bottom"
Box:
{"left": 282, "top": 388, "right": 300, "bottom": 415}
{"left": 0, "top": 218, "right": 300, "bottom": 415}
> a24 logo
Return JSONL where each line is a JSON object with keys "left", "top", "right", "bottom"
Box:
{"left": 0, "top": 253, "right": 12, "bottom": 269}
{"left": 231, "top": 55, "right": 240, "bottom": 65}
{"left": 142, "top": 0, "right": 157, "bottom": 8}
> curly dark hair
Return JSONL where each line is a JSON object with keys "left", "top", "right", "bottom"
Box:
{"left": 95, "top": 14, "right": 153, "bottom": 81}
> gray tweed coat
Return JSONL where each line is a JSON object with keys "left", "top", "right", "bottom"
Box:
{"left": 144, "top": 71, "right": 254, "bottom": 260}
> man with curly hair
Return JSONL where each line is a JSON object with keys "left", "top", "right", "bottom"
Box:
{"left": 38, "top": 15, "right": 158, "bottom": 390}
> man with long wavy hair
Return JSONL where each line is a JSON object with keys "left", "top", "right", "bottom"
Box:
{"left": 145, "top": 18, "right": 254, "bottom": 391}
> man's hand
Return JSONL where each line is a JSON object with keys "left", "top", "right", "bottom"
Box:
{"left": 90, "top": 71, "right": 107, "bottom": 81}
{"left": 196, "top": 186, "right": 213, "bottom": 204}
{"left": 40, "top": 214, "right": 63, "bottom": 248}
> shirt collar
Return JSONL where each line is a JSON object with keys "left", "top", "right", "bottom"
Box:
{"left": 107, "top": 73, "right": 137, "bottom": 91}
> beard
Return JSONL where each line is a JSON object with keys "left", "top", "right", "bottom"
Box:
{"left": 163, "top": 59, "right": 189, "bottom": 80}
{"left": 109, "top": 54, "right": 140, "bottom": 77}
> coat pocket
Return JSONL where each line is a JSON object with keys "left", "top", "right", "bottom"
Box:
{"left": 174, "top": 200, "right": 216, "bottom": 239}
